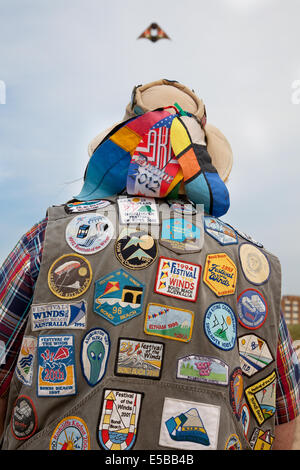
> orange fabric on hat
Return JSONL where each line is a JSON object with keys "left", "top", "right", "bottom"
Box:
{"left": 177, "top": 148, "right": 201, "bottom": 182}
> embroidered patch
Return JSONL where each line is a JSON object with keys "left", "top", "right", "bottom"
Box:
{"left": 48, "top": 254, "right": 92, "bottom": 300}
{"left": 238, "top": 334, "right": 274, "bottom": 377}
{"left": 159, "top": 397, "right": 220, "bottom": 450}
{"left": 167, "top": 199, "right": 197, "bottom": 215}
{"left": 160, "top": 218, "right": 203, "bottom": 254}
{"left": 154, "top": 257, "right": 201, "bottom": 302}
{"left": 37, "top": 335, "right": 76, "bottom": 397}
{"left": 145, "top": 303, "right": 194, "bottom": 342}
{"left": 31, "top": 300, "right": 87, "bottom": 331}
{"left": 94, "top": 269, "right": 145, "bottom": 326}
{"left": 80, "top": 328, "right": 110, "bottom": 386}
{"left": 249, "top": 427, "right": 274, "bottom": 450}
{"left": 229, "top": 368, "right": 244, "bottom": 420}
{"left": 15, "top": 336, "right": 37, "bottom": 386}
{"left": 177, "top": 355, "right": 229, "bottom": 386}
{"left": 64, "top": 199, "right": 111, "bottom": 214}
{"left": 115, "top": 227, "right": 157, "bottom": 270}
{"left": 233, "top": 226, "right": 264, "bottom": 248}
{"left": 224, "top": 434, "right": 242, "bottom": 450}
{"left": 66, "top": 213, "right": 114, "bottom": 255}
{"left": 237, "top": 289, "right": 268, "bottom": 330}
{"left": 98, "top": 389, "right": 143, "bottom": 450}
{"left": 239, "top": 243, "right": 270, "bottom": 285}
{"left": 118, "top": 197, "right": 159, "bottom": 224}
{"left": 203, "top": 253, "right": 237, "bottom": 297}
{"left": 204, "top": 303, "right": 237, "bottom": 351}
{"left": 241, "top": 403, "right": 251, "bottom": 438}
{"left": 115, "top": 338, "right": 164, "bottom": 379}
{"left": 49, "top": 416, "right": 90, "bottom": 450}
{"left": 11, "top": 395, "right": 38, "bottom": 441}
{"left": 204, "top": 216, "right": 238, "bottom": 246}
{"left": 245, "top": 370, "right": 277, "bottom": 425}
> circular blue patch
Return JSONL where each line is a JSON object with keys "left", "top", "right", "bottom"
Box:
{"left": 204, "top": 303, "right": 237, "bottom": 351}
{"left": 237, "top": 289, "right": 268, "bottom": 330}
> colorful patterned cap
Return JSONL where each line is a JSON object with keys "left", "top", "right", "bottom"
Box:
{"left": 88, "top": 79, "right": 233, "bottom": 183}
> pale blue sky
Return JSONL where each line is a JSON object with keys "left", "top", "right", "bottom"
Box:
{"left": 0, "top": 0, "right": 300, "bottom": 295}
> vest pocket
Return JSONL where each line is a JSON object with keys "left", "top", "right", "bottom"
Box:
{"left": 10, "top": 375, "right": 251, "bottom": 450}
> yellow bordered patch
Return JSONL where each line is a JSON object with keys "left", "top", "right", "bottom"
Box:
{"left": 203, "top": 253, "right": 237, "bottom": 297}
{"left": 49, "top": 416, "right": 90, "bottom": 450}
{"left": 48, "top": 254, "right": 92, "bottom": 300}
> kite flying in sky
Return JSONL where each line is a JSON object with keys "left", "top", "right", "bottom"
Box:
{"left": 138, "top": 23, "right": 170, "bottom": 42}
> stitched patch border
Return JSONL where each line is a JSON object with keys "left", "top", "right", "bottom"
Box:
{"left": 114, "top": 337, "right": 164, "bottom": 380}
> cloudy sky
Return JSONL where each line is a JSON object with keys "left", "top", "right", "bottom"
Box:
{"left": 0, "top": 0, "right": 299, "bottom": 295}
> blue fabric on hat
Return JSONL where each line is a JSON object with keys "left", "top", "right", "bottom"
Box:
{"left": 75, "top": 139, "right": 132, "bottom": 200}
{"left": 204, "top": 172, "right": 230, "bottom": 217}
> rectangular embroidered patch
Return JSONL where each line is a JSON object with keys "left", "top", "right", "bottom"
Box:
{"left": 145, "top": 303, "right": 194, "bottom": 342}
{"left": 115, "top": 338, "right": 164, "bottom": 379}
{"left": 117, "top": 197, "right": 159, "bottom": 225}
{"left": 154, "top": 257, "right": 201, "bottom": 302}
{"left": 98, "top": 389, "right": 143, "bottom": 450}
{"left": 37, "top": 335, "right": 76, "bottom": 397}
{"left": 31, "top": 301, "right": 87, "bottom": 331}
{"left": 159, "top": 397, "right": 220, "bottom": 450}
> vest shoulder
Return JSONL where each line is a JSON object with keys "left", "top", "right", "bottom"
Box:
{"left": 204, "top": 215, "right": 277, "bottom": 258}
{"left": 213, "top": 217, "right": 280, "bottom": 262}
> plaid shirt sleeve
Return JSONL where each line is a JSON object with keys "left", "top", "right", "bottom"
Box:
{"left": 0, "top": 218, "right": 47, "bottom": 397}
{"left": 275, "top": 311, "right": 300, "bottom": 424}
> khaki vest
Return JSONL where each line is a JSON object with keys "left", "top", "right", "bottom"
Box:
{"left": 2, "top": 196, "right": 281, "bottom": 450}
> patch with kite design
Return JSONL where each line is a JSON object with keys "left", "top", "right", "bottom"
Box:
{"left": 238, "top": 334, "right": 274, "bottom": 377}
{"left": 154, "top": 256, "right": 201, "bottom": 302}
{"left": 94, "top": 269, "right": 145, "bottom": 326}
{"left": 144, "top": 303, "right": 194, "bottom": 342}
{"left": 245, "top": 370, "right": 277, "bottom": 425}
{"left": 37, "top": 335, "right": 76, "bottom": 397}
{"left": 115, "top": 338, "right": 164, "bottom": 380}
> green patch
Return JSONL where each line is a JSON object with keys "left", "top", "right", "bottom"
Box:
{"left": 179, "top": 364, "right": 226, "bottom": 382}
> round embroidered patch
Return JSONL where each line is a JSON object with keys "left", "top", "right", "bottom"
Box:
{"left": 11, "top": 395, "right": 38, "bottom": 440}
{"left": 239, "top": 243, "right": 270, "bottom": 285}
{"left": 204, "top": 303, "right": 237, "bottom": 351}
{"left": 80, "top": 328, "right": 110, "bottom": 386}
{"left": 66, "top": 213, "right": 114, "bottom": 255}
{"left": 115, "top": 227, "right": 157, "bottom": 270}
{"left": 48, "top": 254, "right": 92, "bottom": 300}
{"left": 237, "top": 289, "right": 268, "bottom": 329}
{"left": 49, "top": 416, "right": 90, "bottom": 450}
{"left": 224, "top": 434, "right": 242, "bottom": 450}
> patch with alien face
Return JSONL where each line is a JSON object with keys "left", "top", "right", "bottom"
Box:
{"left": 80, "top": 328, "right": 110, "bottom": 387}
